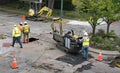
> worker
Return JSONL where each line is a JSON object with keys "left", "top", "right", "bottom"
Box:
{"left": 18, "top": 22, "right": 23, "bottom": 32}
{"left": 82, "top": 31, "right": 90, "bottom": 60}
{"left": 11, "top": 25, "right": 23, "bottom": 48}
{"left": 23, "top": 21, "right": 30, "bottom": 43}
{"left": 18, "top": 22, "right": 23, "bottom": 41}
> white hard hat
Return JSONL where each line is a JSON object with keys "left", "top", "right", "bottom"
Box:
{"left": 24, "top": 21, "right": 27, "bottom": 24}
{"left": 84, "top": 32, "right": 88, "bottom": 36}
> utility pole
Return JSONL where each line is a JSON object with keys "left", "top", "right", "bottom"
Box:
{"left": 39, "top": 0, "right": 42, "bottom": 9}
{"left": 60, "top": 0, "right": 63, "bottom": 20}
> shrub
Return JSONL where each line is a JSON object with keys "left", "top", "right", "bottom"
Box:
{"left": 96, "top": 29, "right": 105, "bottom": 37}
{"left": 91, "top": 36, "right": 103, "bottom": 43}
{"left": 102, "top": 38, "right": 115, "bottom": 50}
{"left": 90, "top": 36, "right": 103, "bottom": 47}
{"left": 107, "top": 30, "right": 117, "bottom": 38}
{"left": 114, "top": 37, "right": 120, "bottom": 46}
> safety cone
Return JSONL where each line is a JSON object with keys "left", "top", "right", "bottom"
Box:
{"left": 97, "top": 50, "right": 103, "bottom": 61}
{"left": 11, "top": 56, "right": 18, "bottom": 69}
{"left": 22, "top": 15, "right": 25, "bottom": 21}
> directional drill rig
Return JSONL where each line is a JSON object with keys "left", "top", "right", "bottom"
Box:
{"left": 51, "top": 18, "right": 83, "bottom": 53}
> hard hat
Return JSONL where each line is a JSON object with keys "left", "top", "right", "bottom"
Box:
{"left": 84, "top": 32, "right": 88, "bottom": 36}
{"left": 24, "top": 21, "right": 27, "bottom": 24}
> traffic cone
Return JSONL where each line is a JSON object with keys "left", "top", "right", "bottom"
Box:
{"left": 11, "top": 56, "right": 18, "bottom": 69}
{"left": 97, "top": 50, "right": 103, "bottom": 61}
{"left": 22, "top": 15, "right": 25, "bottom": 21}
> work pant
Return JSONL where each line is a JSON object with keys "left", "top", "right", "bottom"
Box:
{"left": 82, "top": 46, "right": 89, "bottom": 60}
{"left": 23, "top": 32, "right": 29, "bottom": 43}
{"left": 12, "top": 36, "right": 23, "bottom": 48}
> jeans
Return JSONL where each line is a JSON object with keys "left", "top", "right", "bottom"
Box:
{"left": 12, "top": 36, "right": 23, "bottom": 48}
{"left": 82, "top": 46, "right": 89, "bottom": 59}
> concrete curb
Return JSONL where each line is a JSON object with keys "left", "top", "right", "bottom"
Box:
{"left": 89, "top": 47, "right": 120, "bottom": 56}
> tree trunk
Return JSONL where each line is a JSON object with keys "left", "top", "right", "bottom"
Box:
{"left": 48, "top": 0, "right": 55, "bottom": 9}
{"left": 107, "top": 23, "right": 110, "bottom": 35}
{"left": 92, "top": 25, "right": 96, "bottom": 37}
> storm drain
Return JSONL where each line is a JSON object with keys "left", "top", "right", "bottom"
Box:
{"left": 29, "top": 37, "right": 39, "bottom": 42}
{"left": 56, "top": 54, "right": 93, "bottom": 66}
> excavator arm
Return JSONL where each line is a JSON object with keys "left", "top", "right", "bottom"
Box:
{"left": 51, "top": 18, "right": 63, "bottom": 35}
{"left": 38, "top": 6, "right": 52, "bottom": 19}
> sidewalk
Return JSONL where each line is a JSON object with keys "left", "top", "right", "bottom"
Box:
{"left": 89, "top": 47, "right": 120, "bottom": 56}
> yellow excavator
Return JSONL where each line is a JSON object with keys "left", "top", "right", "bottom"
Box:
{"left": 51, "top": 18, "right": 83, "bottom": 53}
{"left": 38, "top": 6, "right": 52, "bottom": 19}
{"left": 26, "top": 6, "right": 52, "bottom": 21}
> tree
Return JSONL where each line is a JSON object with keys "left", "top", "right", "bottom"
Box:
{"left": 98, "top": 0, "right": 120, "bottom": 35}
{"left": 72, "top": 0, "right": 101, "bottom": 36}
{"left": 72, "top": 0, "right": 120, "bottom": 36}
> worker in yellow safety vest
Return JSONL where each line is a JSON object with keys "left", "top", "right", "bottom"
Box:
{"left": 11, "top": 25, "right": 23, "bottom": 48}
{"left": 23, "top": 21, "right": 30, "bottom": 43}
{"left": 82, "top": 31, "right": 90, "bottom": 60}
{"left": 18, "top": 22, "right": 23, "bottom": 41}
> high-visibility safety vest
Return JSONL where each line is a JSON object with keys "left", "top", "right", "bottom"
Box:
{"left": 12, "top": 27, "right": 21, "bottom": 37}
{"left": 83, "top": 38, "right": 90, "bottom": 46}
{"left": 24, "top": 25, "right": 30, "bottom": 33}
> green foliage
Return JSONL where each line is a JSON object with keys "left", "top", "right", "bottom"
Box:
{"left": 114, "top": 37, "right": 120, "bottom": 46}
{"left": 102, "top": 38, "right": 114, "bottom": 50}
{"left": 90, "top": 36, "right": 103, "bottom": 47}
{"left": 90, "top": 30, "right": 120, "bottom": 51}
{"left": 91, "top": 36, "right": 103, "bottom": 44}
{"left": 96, "top": 29, "right": 106, "bottom": 37}
{"left": 107, "top": 30, "right": 117, "bottom": 38}
{"left": 74, "top": 0, "right": 120, "bottom": 36}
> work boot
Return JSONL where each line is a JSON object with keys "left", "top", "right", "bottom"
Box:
{"left": 20, "top": 46, "right": 23, "bottom": 48}
{"left": 11, "top": 45, "right": 14, "bottom": 47}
